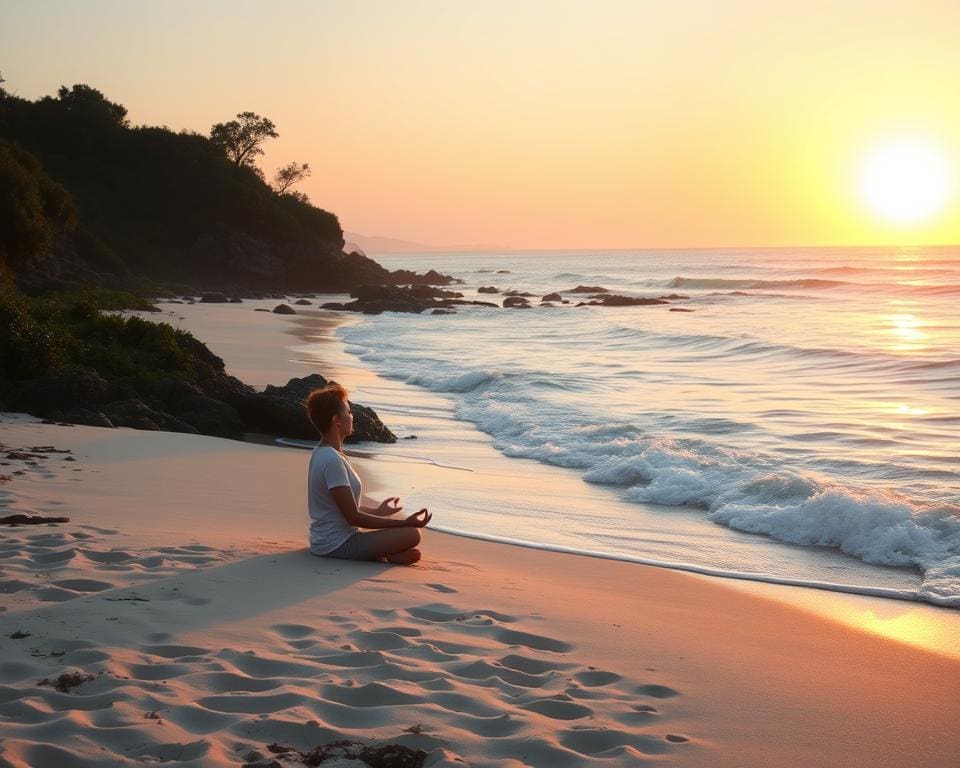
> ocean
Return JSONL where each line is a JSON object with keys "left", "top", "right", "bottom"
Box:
{"left": 321, "top": 247, "right": 960, "bottom": 607}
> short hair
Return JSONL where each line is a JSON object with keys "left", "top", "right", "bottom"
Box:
{"left": 306, "top": 383, "right": 349, "bottom": 433}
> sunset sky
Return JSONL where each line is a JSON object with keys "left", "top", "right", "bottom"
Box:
{"left": 3, "top": 0, "right": 958, "bottom": 249}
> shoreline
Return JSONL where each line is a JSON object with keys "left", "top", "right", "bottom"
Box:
{"left": 0, "top": 415, "right": 957, "bottom": 766}
{"left": 152, "top": 299, "right": 960, "bottom": 654}
{"left": 1, "top": 297, "right": 958, "bottom": 765}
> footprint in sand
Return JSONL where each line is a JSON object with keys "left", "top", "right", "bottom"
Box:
{"left": 560, "top": 727, "right": 674, "bottom": 757}
{"left": 141, "top": 644, "right": 212, "bottom": 659}
{"left": 51, "top": 578, "right": 114, "bottom": 592}
{"left": 270, "top": 624, "right": 315, "bottom": 639}
{"left": 82, "top": 549, "right": 135, "bottom": 564}
{"left": 519, "top": 697, "right": 594, "bottom": 720}
{"left": 635, "top": 683, "right": 680, "bottom": 699}
{"left": 573, "top": 669, "right": 622, "bottom": 687}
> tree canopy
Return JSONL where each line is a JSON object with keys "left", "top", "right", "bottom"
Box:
{"left": 0, "top": 140, "right": 76, "bottom": 278}
{"left": 273, "top": 161, "right": 311, "bottom": 194}
{"left": 209, "top": 111, "right": 278, "bottom": 172}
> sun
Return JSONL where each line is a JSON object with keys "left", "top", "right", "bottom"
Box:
{"left": 858, "top": 138, "right": 952, "bottom": 226}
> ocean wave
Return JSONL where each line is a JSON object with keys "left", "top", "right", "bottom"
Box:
{"left": 500, "top": 431, "right": 960, "bottom": 605}
{"left": 336, "top": 285, "right": 960, "bottom": 605}
{"left": 405, "top": 369, "right": 502, "bottom": 393}
{"left": 668, "top": 276, "right": 848, "bottom": 290}
{"left": 669, "top": 275, "right": 960, "bottom": 296}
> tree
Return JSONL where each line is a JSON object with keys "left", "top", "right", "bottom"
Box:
{"left": 56, "top": 84, "right": 128, "bottom": 128}
{"left": 0, "top": 141, "right": 77, "bottom": 276}
{"left": 273, "top": 161, "right": 311, "bottom": 194}
{"left": 209, "top": 112, "right": 278, "bottom": 171}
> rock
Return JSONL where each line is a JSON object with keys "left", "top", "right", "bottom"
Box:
{"left": 229, "top": 297, "right": 243, "bottom": 303}
{"left": 201, "top": 292, "right": 228, "bottom": 303}
{"left": 503, "top": 290, "right": 534, "bottom": 297}
{"left": 431, "top": 309, "right": 455, "bottom": 315}
{"left": 239, "top": 374, "right": 396, "bottom": 443}
{"left": 56, "top": 409, "right": 115, "bottom": 428}
{"left": 12, "top": 371, "right": 113, "bottom": 415}
{"left": 569, "top": 285, "right": 608, "bottom": 293}
{"left": 477, "top": 286, "right": 499, "bottom": 294}
{"left": 102, "top": 399, "right": 163, "bottom": 431}
{"left": 658, "top": 293, "right": 689, "bottom": 300}
{"left": 503, "top": 296, "right": 531, "bottom": 308}
{"left": 540, "top": 302, "right": 556, "bottom": 307}
{"left": 254, "top": 308, "right": 271, "bottom": 312}
{"left": 273, "top": 304, "right": 297, "bottom": 315}
{"left": 294, "top": 299, "right": 312, "bottom": 305}
{"left": 389, "top": 268, "right": 463, "bottom": 286}
{"left": 176, "top": 395, "right": 243, "bottom": 438}
{"left": 541, "top": 292, "right": 562, "bottom": 302}
{"left": 669, "top": 307, "right": 695, "bottom": 312}
{"left": 408, "top": 285, "right": 463, "bottom": 300}
{"left": 100, "top": 399, "right": 198, "bottom": 434}
{"left": 496, "top": 269, "right": 511, "bottom": 274}
{"left": 593, "top": 295, "right": 668, "bottom": 307}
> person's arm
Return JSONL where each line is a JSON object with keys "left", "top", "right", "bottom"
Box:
{"left": 330, "top": 487, "right": 431, "bottom": 529}
{"left": 360, "top": 496, "right": 403, "bottom": 517}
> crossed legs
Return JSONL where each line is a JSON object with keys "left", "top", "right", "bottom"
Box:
{"left": 356, "top": 528, "right": 422, "bottom": 565}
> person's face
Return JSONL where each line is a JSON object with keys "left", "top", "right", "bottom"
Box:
{"left": 336, "top": 400, "right": 354, "bottom": 437}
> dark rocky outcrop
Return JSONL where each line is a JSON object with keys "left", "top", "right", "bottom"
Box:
{"left": 6, "top": 369, "right": 395, "bottom": 444}
{"left": 503, "top": 296, "right": 531, "bottom": 308}
{"left": 294, "top": 299, "right": 312, "bottom": 305}
{"left": 10, "top": 371, "right": 114, "bottom": 416}
{"left": 241, "top": 374, "right": 396, "bottom": 443}
{"left": 408, "top": 285, "right": 463, "bottom": 300}
{"left": 503, "top": 291, "right": 534, "bottom": 297}
{"left": 579, "top": 295, "right": 669, "bottom": 307}
{"left": 569, "top": 285, "right": 609, "bottom": 294}
{"left": 478, "top": 286, "right": 499, "bottom": 294}
{"left": 200, "top": 292, "right": 228, "bottom": 303}
{"left": 541, "top": 292, "right": 562, "bottom": 302}
{"left": 323, "top": 285, "right": 497, "bottom": 315}
{"left": 388, "top": 268, "right": 463, "bottom": 286}
{"left": 273, "top": 304, "right": 296, "bottom": 315}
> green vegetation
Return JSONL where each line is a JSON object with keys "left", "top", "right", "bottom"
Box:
{"left": 0, "top": 139, "right": 77, "bottom": 277}
{"left": 0, "top": 285, "right": 219, "bottom": 385}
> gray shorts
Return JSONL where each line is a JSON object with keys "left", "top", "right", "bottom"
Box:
{"left": 322, "top": 531, "right": 379, "bottom": 561}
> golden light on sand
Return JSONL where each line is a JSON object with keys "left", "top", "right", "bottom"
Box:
{"left": 859, "top": 138, "right": 952, "bottom": 226}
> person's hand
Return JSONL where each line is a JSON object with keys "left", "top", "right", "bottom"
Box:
{"left": 405, "top": 508, "right": 432, "bottom": 528}
{"left": 377, "top": 497, "right": 403, "bottom": 515}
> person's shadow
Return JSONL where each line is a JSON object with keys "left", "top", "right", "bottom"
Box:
{"left": 21, "top": 549, "right": 392, "bottom": 644}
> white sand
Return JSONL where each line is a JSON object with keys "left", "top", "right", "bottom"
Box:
{"left": 1, "top": 301, "right": 958, "bottom": 767}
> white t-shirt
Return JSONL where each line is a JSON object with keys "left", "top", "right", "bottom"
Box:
{"left": 307, "top": 445, "right": 361, "bottom": 555}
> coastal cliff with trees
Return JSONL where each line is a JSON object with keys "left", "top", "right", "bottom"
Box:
{"left": 0, "top": 79, "right": 436, "bottom": 442}
{"left": 0, "top": 80, "right": 429, "bottom": 292}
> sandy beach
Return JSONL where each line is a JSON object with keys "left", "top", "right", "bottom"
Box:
{"left": 1, "top": 302, "right": 958, "bottom": 768}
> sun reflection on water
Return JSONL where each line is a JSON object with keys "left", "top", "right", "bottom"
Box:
{"left": 887, "top": 313, "right": 928, "bottom": 352}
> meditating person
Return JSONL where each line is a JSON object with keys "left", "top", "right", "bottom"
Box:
{"left": 306, "top": 383, "right": 430, "bottom": 564}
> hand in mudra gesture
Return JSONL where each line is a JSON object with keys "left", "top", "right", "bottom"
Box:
{"left": 376, "top": 497, "right": 403, "bottom": 515}
{"left": 405, "top": 509, "right": 432, "bottom": 528}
